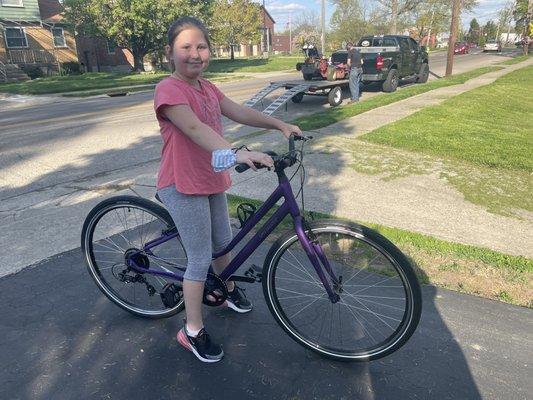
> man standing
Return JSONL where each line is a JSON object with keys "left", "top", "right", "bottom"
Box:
{"left": 346, "top": 43, "right": 363, "bottom": 102}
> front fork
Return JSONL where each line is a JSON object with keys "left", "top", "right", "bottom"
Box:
{"left": 295, "top": 216, "right": 341, "bottom": 303}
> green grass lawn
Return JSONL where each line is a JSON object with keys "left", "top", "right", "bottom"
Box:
{"left": 207, "top": 55, "right": 300, "bottom": 73}
{"left": 0, "top": 71, "right": 242, "bottom": 95}
{"left": 0, "top": 71, "right": 168, "bottom": 95}
{"left": 497, "top": 53, "right": 533, "bottom": 65}
{"left": 227, "top": 194, "right": 532, "bottom": 307}
{"left": 0, "top": 55, "right": 302, "bottom": 95}
{"left": 362, "top": 66, "right": 533, "bottom": 171}
{"left": 291, "top": 66, "right": 503, "bottom": 131}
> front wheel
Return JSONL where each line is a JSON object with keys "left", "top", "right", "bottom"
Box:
{"left": 262, "top": 220, "right": 422, "bottom": 361}
{"left": 417, "top": 63, "right": 429, "bottom": 83}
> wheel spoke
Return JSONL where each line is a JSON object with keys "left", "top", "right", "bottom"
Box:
{"left": 267, "top": 224, "right": 420, "bottom": 360}
{"left": 85, "top": 200, "right": 186, "bottom": 316}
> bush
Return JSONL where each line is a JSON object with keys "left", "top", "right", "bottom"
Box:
{"left": 61, "top": 61, "right": 82, "bottom": 75}
{"left": 21, "top": 65, "right": 44, "bottom": 79}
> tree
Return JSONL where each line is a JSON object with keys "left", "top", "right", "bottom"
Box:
{"left": 376, "top": 0, "right": 422, "bottom": 34}
{"left": 467, "top": 18, "right": 480, "bottom": 44}
{"left": 411, "top": 0, "right": 451, "bottom": 46}
{"left": 292, "top": 28, "right": 321, "bottom": 54}
{"left": 483, "top": 20, "right": 498, "bottom": 40}
{"left": 513, "top": 0, "right": 533, "bottom": 54}
{"left": 290, "top": 10, "right": 321, "bottom": 53}
{"left": 64, "top": 0, "right": 208, "bottom": 71}
{"left": 329, "top": 0, "right": 366, "bottom": 45}
{"left": 210, "top": 0, "right": 262, "bottom": 60}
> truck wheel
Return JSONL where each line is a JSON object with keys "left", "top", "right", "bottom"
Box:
{"left": 303, "top": 73, "right": 313, "bottom": 81}
{"left": 328, "top": 86, "right": 342, "bottom": 107}
{"left": 417, "top": 63, "right": 429, "bottom": 83}
{"left": 291, "top": 92, "right": 304, "bottom": 103}
{"left": 382, "top": 69, "right": 399, "bottom": 92}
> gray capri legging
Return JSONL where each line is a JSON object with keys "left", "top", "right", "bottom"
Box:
{"left": 157, "top": 185, "right": 233, "bottom": 282}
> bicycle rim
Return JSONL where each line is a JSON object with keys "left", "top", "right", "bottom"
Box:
{"left": 264, "top": 224, "right": 419, "bottom": 360}
{"left": 84, "top": 200, "right": 186, "bottom": 317}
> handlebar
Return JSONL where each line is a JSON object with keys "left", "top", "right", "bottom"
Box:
{"left": 235, "top": 134, "right": 312, "bottom": 173}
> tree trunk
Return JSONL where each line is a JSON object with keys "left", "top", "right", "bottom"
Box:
{"left": 130, "top": 36, "right": 145, "bottom": 72}
{"left": 230, "top": 45, "right": 234, "bottom": 61}
{"left": 132, "top": 50, "right": 145, "bottom": 72}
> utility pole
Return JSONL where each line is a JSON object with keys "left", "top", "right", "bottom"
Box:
{"left": 445, "top": 0, "right": 461, "bottom": 77}
{"left": 289, "top": 13, "right": 292, "bottom": 54}
{"left": 321, "top": 0, "right": 325, "bottom": 56}
{"left": 262, "top": 0, "right": 266, "bottom": 54}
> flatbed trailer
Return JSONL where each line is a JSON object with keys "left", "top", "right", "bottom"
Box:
{"left": 244, "top": 78, "right": 349, "bottom": 115}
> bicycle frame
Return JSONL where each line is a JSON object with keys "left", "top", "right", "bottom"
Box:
{"left": 128, "top": 172, "right": 341, "bottom": 303}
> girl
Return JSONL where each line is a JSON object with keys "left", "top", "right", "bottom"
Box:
{"left": 154, "top": 16, "right": 302, "bottom": 363}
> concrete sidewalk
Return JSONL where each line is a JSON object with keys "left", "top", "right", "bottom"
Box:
{"left": 1, "top": 244, "right": 531, "bottom": 400}
{"left": 229, "top": 58, "right": 533, "bottom": 258}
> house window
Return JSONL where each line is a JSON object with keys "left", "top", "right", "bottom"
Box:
{"left": 5, "top": 27, "right": 28, "bottom": 48}
{"left": 52, "top": 27, "right": 66, "bottom": 47}
{"left": 1, "top": 0, "right": 24, "bottom": 7}
{"left": 106, "top": 40, "right": 117, "bottom": 55}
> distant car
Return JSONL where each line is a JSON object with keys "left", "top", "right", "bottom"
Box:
{"left": 483, "top": 40, "right": 502, "bottom": 52}
{"left": 454, "top": 42, "right": 469, "bottom": 54}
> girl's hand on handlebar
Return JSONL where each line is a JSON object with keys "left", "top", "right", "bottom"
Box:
{"left": 279, "top": 123, "right": 302, "bottom": 139}
{"left": 235, "top": 150, "right": 274, "bottom": 171}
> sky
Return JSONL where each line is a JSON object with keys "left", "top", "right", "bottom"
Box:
{"left": 254, "top": 0, "right": 512, "bottom": 33}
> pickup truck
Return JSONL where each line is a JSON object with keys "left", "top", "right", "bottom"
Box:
{"left": 355, "top": 35, "right": 429, "bottom": 92}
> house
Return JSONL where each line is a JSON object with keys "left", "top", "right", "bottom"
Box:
{"left": 272, "top": 34, "right": 290, "bottom": 53}
{"left": 75, "top": 35, "right": 134, "bottom": 73}
{"left": 215, "top": 6, "right": 275, "bottom": 58}
{"left": 0, "top": 0, "right": 78, "bottom": 81}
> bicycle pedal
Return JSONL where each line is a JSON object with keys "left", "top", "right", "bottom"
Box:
{"left": 244, "top": 265, "right": 262, "bottom": 282}
{"left": 227, "top": 275, "right": 256, "bottom": 284}
{"left": 160, "top": 283, "right": 182, "bottom": 308}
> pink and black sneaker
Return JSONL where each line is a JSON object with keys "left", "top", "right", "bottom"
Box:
{"left": 177, "top": 326, "right": 224, "bottom": 363}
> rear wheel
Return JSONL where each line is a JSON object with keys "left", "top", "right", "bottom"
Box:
{"left": 262, "top": 220, "right": 422, "bottom": 361}
{"left": 303, "top": 73, "right": 314, "bottom": 81}
{"left": 382, "top": 69, "right": 399, "bottom": 92}
{"left": 81, "top": 196, "right": 186, "bottom": 319}
{"left": 327, "top": 86, "right": 343, "bottom": 107}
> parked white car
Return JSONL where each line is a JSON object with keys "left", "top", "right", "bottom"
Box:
{"left": 483, "top": 40, "right": 502, "bottom": 52}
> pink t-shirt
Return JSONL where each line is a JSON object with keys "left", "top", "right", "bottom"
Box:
{"left": 154, "top": 76, "right": 231, "bottom": 195}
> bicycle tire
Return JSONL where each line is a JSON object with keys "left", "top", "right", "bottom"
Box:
{"left": 262, "top": 219, "right": 422, "bottom": 361}
{"left": 81, "top": 195, "right": 186, "bottom": 319}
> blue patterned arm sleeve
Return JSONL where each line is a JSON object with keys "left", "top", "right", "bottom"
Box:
{"left": 212, "top": 149, "right": 237, "bottom": 172}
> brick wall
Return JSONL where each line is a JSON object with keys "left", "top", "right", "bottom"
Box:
{"left": 272, "top": 35, "right": 290, "bottom": 52}
{"left": 75, "top": 36, "right": 133, "bottom": 72}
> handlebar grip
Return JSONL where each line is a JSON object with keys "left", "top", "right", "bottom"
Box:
{"left": 235, "top": 163, "right": 250, "bottom": 173}
{"left": 235, "top": 161, "right": 265, "bottom": 173}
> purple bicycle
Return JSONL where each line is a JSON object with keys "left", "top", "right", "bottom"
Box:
{"left": 81, "top": 135, "right": 422, "bottom": 361}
